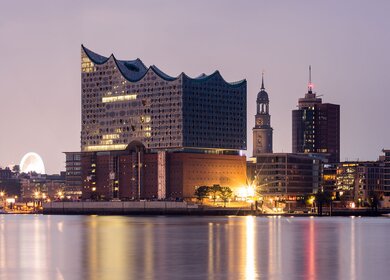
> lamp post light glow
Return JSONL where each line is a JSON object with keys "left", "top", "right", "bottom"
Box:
{"left": 0, "top": 191, "right": 5, "bottom": 210}
{"left": 237, "top": 185, "right": 256, "bottom": 201}
{"left": 57, "top": 191, "right": 64, "bottom": 200}
{"left": 34, "top": 191, "right": 41, "bottom": 211}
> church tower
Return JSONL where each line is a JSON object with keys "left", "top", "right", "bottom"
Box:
{"left": 253, "top": 73, "right": 273, "bottom": 156}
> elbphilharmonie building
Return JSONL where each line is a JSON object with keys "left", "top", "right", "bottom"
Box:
{"left": 81, "top": 45, "right": 246, "bottom": 153}
{"left": 78, "top": 46, "right": 247, "bottom": 200}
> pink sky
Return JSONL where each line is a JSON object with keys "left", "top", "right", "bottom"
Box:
{"left": 1, "top": 0, "right": 389, "bottom": 173}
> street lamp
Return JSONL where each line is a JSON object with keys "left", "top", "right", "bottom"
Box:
{"left": 34, "top": 191, "right": 40, "bottom": 210}
{"left": 57, "top": 191, "right": 64, "bottom": 200}
{"left": 0, "top": 191, "right": 5, "bottom": 210}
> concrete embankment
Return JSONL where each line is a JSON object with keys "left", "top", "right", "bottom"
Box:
{"left": 42, "top": 202, "right": 389, "bottom": 216}
{"left": 42, "top": 201, "right": 255, "bottom": 215}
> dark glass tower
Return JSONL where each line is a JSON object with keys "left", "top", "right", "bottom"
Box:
{"left": 292, "top": 66, "right": 340, "bottom": 163}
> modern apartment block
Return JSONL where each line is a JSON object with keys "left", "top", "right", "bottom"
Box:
{"left": 336, "top": 162, "right": 383, "bottom": 203}
{"left": 247, "top": 153, "right": 321, "bottom": 197}
{"left": 321, "top": 150, "right": 390, "bottom": 207}
{"left": 292, "top": 67, "right": 340, "bottom": 163}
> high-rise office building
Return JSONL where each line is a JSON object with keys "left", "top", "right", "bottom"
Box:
{"left": 292, "top": 67, "right": 340, "bottom": 163}
{"left": 253, "top": 73, "right": 273, "bottom": 156}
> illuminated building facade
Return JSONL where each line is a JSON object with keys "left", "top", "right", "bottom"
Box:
{"left": 79, "top": 45, "right": 247, "bottom": 200}
{"left": 81, "top": 142, "right": 246, "bottom": 200}
{"left": 292, "top": 67, "right": 340, "bottom": 163}
{"left": 81, "top": 45, "right": 246, "bottom": 153}
{"left": 20, "top": 174, "right": 66, "bottom": 201}
{"left": 327, "top": 162, "right": 384, "bottom": 205}
{"left": 252, "top": 74, "right": 273, "bottom": 156}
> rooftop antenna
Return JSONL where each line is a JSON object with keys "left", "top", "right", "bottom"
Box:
{"left": 308, "top": 65, "right": 313, "bottom": 93}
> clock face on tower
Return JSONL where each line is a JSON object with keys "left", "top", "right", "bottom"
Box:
{"left": 256, "top": 119, "right": 263, "bottom": 126}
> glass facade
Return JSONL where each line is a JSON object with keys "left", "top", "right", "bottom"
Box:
{"left": 247, "top": 154, "right": 320, "bottom": 195}
{"left": 81, "top": 46, "right": 246, "bottom": 153}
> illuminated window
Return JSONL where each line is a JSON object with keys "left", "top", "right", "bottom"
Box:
{"left": 102, "top": 134, "right": 120, "bottom": 140}
{"left": 84, "top": 144, "right": 127, "bottom": 152}
{"left": 102, "top": 94, "right": 137, "bottom": 103}
{"left": 81, "top": 57, "right": 96, "bottom": 73}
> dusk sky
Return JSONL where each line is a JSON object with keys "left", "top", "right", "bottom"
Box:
{"left": 1, "top": 0, "right": 389, "bottom": 173}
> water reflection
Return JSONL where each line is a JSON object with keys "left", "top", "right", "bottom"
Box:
{"left": 0, "top": 215, "right": 389, "bottom": 280}
{"left": 245, "top": 216, "right": 256, "bottom": 279}
{"left": 350, "top": 217, "right": 356, "bottom": 279}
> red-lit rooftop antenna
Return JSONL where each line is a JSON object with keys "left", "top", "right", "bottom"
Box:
{"left": 308, "top": 65, "right": 313, "bottom": 93}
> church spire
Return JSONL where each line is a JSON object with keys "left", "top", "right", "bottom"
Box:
{"left": 261, "top": 71, "right": 265, "bottom": 90}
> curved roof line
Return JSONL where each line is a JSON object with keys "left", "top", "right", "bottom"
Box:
{"left": 150, "top": 65, "right": 178, "bottom": 81}
{"left": 81, "top": 45, "right": 246, "bottom": 85}
{"left": 82, "top": 44, "right": 111, "bottom": 64}
{"left": 182, "top": 70, "right": 246, "bottom": 87}
{"left": 112, "top": 54, "right": 148, "bottom": 82}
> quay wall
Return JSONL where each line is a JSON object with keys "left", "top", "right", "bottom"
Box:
{"left": 42, "top": 202, "right": 389, "bottom": 216}
{"left": 42, "top": 201, "right": 205, "bottom": 215}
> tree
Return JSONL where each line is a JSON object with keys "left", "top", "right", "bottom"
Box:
{"left": 219, "top": 187, "right": 233, "bottom": 207}
{"left": 12, "top": 165, "right": 20, "bottom": 173}
{"left": 209, "top": 184, "right": 222, "bottom": 204}
{"left": 369, "top": 193, "right": 380, "bottom": 213}
{"left": 315, "top": 190, "right": 332, "bottom": 216}
{"left": 194, "top": 186, "right": 209, "bottom": 204}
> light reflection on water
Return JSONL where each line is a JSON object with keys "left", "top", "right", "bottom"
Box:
{"left": 0, "top": 215, "right": 389, "bottom": 280}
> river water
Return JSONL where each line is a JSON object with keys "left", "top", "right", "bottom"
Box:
{"left": 0, "top": 215, "right": 389, "bottom": 280}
